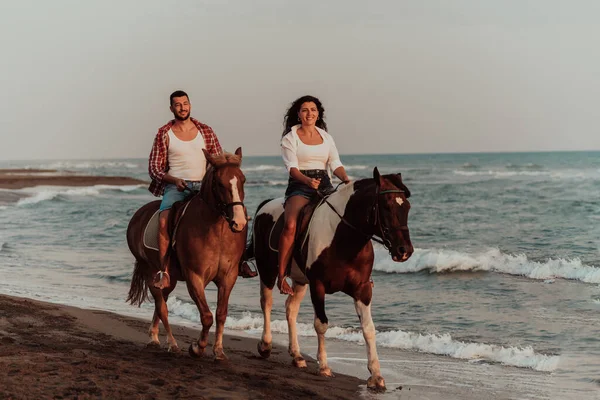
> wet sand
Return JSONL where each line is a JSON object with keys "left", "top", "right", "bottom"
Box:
{"left": 0, "top": 294, "right": 363, "bottom": 399}
{"left": 0, "top": 169, "right": 146, "bottom": 190}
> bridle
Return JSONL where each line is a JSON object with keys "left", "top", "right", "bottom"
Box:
{"left": 322, "top": 184, "right": 406, "bottom": 254}
{"left": 211, "top": 172, "right": 245, "bottom": 229}
{"left": 188, "top": 172, "right": 245, "bottom": 230}
{"left": 369, "top": 186, "right": 408, "bottom": 250}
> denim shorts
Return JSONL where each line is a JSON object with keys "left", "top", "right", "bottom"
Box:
{"left": 284, "top": 169, "right": 334, "bottom": 201}
{"left": 159, "top": 181, "right": 202, "bottom": 211}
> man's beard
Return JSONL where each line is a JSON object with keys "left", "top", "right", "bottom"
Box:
{"left": 174, "top": 111, "right": 190, "bottom": 121}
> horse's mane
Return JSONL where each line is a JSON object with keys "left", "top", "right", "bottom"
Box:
{"left": 206, "top": 152, "right": 242, "bottom": 168}
{"left": 352, "top": 174, "right": 411, "bottom": 198}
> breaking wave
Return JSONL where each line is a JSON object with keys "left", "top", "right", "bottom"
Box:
{"left": 374, "top": 247, "right": 600, "bottom": 284}
{"left": 35, "top": 161, "right": 141, "bottom": 170}
{"left": 16, "top": 185, "right": 146, "bottom": 206}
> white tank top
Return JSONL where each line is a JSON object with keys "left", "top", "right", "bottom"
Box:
{"left": 295, "top": 135, "right": 330, "bottom": 170}
{"left": 167, "top": 129, "right": 206, "bottom": 181}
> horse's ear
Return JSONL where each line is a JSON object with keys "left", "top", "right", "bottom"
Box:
{"left": 392, "top": 173, "right": 411, "bottom": 198}
{"left": 373, "top": 167, "right": 383, "bottom": 187}
{"left": 202, "top": 149, "right": 214, "bottom": 165}
{"left": 235, "top": 147, "right": 242, "bottom": 159}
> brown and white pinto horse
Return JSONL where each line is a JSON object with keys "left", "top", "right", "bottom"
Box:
{"left": 126, "top": 148, "right": 247, "bottom": 360}
{"left": 247, "top": 168, "right": 413, "bottom": 390}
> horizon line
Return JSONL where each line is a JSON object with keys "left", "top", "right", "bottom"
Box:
{"left": 1, "top": 148, "right": 599, "bottom": 163}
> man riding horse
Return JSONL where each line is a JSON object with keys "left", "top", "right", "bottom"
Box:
{"left": 148, "top": 90, "right": 256, "bottom": 289}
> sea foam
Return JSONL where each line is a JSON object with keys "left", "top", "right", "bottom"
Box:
{"left": 45, "top": 161, "right": 140, "bottom": 170}
{"left": 16, "top": 185, "right": 146, "bottom": 206}
{"left": 164, "top": 298, "right": 558, "bottom": 372}
{"left": 373, "top": 247, "right": 600, "bottom": 284}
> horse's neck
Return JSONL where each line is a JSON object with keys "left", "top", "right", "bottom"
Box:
{"left": 331, "top": 182, "right": 375, "bottom": 231}
{"left": 324, "top": 183, "right": 355, "bottom": 213}
{"left": 308, "top": 184, "right": 353, "bottom": 238}
{"left": 199, "top": 170, "right": 217, "bottom": 209}
{"left": 305, "top": 182, "right": 373, "bottom": 268}
{"left": 313, "top": 182, "right": 371, "bottom": 236}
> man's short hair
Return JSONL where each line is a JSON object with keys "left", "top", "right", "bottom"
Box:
{"left": 170, "top": 90, "right": 189, "bottom": 105}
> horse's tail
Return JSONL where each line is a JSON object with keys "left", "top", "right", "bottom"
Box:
{"left": 127, "top": 260, "right": 149, "bottom": 307}
{"left": 244, "top": 198, "right": 273, "bottom": 261}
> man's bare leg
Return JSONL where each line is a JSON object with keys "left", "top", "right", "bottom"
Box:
{"left": 154, "top": 209, "right": 171, "bottom": 289}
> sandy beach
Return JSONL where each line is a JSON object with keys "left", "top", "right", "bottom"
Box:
{"left": 0, "top": 169, "right": 147, "bottom": 190}
{"left": 0, "top": 294, "right": 366, "bottom": 400}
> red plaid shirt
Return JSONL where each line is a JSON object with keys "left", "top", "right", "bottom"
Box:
{"left": 148, "top": 118, "right": 223, "bottom": 196}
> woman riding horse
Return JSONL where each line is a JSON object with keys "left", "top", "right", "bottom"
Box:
{"left": 278, "top": 95, "right": 351, "bottom": 295}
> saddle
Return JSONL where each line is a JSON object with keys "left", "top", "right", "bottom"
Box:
{"left": 268, "top": 194, "right": 328, "bottom": 280}
{"left": 142, "top": 195, "right": 196, "bottom": 251}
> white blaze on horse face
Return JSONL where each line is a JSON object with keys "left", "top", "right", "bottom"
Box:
{"left": 395, "top": 197, "right": 404, "bottom": 207}
{"left": 229, "top": 176, "right": 246, "bottom": 229}
{"left": 306, "top": 183, "right": 355, "bottom": 270}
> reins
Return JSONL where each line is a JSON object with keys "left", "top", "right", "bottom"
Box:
{"left": 184, "top": 169, "right": 246, "bottom": 229}
{"left": 320, "top": 183, "right": 405, "bottom": 251}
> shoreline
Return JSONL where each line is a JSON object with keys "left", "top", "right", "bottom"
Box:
{"left": 0, "top": 294, "right": 364, "bottom": 399}
{"left": 0, "top": 290, "right": 593, "bottom": 399}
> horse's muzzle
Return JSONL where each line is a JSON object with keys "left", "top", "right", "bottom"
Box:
{"left": 391, "top": 245, "right": 413, "bottom": 263}
{"left": 229, "top": 220, "right": 245, "bottom": 233}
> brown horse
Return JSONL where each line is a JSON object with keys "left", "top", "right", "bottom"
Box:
{"left": 126, "top": 148, "right": 247, "bottom": 360}
{"left": 246, "top": 168, "right": 412, "bottom": 390}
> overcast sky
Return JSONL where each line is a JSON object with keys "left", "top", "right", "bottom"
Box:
{"left": 1, "top": 1, "right": 599, "bottom": 160}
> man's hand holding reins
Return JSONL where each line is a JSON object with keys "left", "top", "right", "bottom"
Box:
{"left": 175, "top": 178, "right": 187, "bottom": 192}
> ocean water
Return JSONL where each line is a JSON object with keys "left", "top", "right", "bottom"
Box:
{"left": 1, "top": 152, "right": 599, "bottom": 399}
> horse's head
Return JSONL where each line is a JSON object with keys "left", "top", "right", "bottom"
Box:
{"left": 201, "top": 147, "right": 247, "bottom": 233}
{"left": 373, "top": 167, "right": 413, "bottom": 262}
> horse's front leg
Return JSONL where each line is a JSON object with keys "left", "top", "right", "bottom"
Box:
{"left": 286, "top": 281, "right": 308, "bottom": 368}
{"left": 310, "top": 281, "right": 333, "bottom": 377}
{"left": 185, "top": 273, "right": 213, "bottom": 358}
{"left": 354, "top": 282, "right": 385, "bottom": 391}
{"left": 213, "top": 274, "right": 237, "bottom": 361}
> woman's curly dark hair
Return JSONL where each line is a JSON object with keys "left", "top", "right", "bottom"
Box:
{"left": 282, "top": 95, "right": 327, "bottom": 137}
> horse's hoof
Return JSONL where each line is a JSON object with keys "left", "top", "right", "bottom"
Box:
{"left": 292, "top": 356, "right": 307, "bottom": 368}
{"left": 214, "top": 350, "right": 228, "bottom": 362}
{"left": 145, "top": 341, "right": 160, "bottom": 349}
{"left": 168, "top": 344, "right": 180, "bottom": 353}
{"left": 318, "top": 367, "right": 334, "bottom": 377}
{"left": 189, "top": 343, "right": 204, "bottom": 358}
{"left": 367, "top": 375, "right": 386, "bottom": 392}
{"left": 257, "top": 340, "right": 272, "bottom": 359}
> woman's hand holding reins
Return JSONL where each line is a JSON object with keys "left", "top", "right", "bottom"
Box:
{"left": 306, "top": 177, "right": 321, "bottom": 190}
